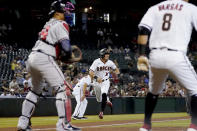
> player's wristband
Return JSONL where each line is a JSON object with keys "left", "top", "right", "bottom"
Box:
{"left": 139, "top": 44, "right": 146, "bottom": 56}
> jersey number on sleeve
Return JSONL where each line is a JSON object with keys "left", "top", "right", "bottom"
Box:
{"left": 162, "top": 13, "right": 172, "bottom": 31}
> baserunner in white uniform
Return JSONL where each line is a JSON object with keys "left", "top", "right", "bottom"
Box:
{"left": 72, "top": 75, "right": 92, "bottom": 120}
{"left": 89, "top": 48, "right": 120, "bottom": 119}
{"left": 136, "top": 0, "right": 197, "bottom": 131}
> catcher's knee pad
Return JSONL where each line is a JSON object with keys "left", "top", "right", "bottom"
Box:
{"left": 55, "top": 84, "right": 67, "bottom": 102}
{"left": 26, "top": 91, "right": 39, "bottom": 103}
{"left": 102, "top": 93, "right": 107, "bottom": 102}
{"left": 56, "top": 91, "right": 66, "bottom": 101}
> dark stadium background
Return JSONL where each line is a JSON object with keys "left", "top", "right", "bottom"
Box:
{"left": 0, "top": 0, "right": 196, "bottom": 49}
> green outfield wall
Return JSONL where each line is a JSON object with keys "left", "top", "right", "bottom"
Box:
{"left": 0, "top": 97, "right": 187, "bottom": 117}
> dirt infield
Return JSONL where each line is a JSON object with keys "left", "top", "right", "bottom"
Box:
{"left": 1, "top": 127, "right": 187, "bottom": 131}
{"left": 1, "top": 116, "right": 190, "bottom": 131}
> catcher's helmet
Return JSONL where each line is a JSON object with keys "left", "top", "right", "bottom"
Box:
{"left": 99, "top": 48, "right": 110, "bottom": 58}
{"left": 48, "top": 0, "right": 75, "bottom": 16}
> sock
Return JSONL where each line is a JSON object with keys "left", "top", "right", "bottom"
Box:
{"left": 101, "top": 93, "right": 107, "bottom": 112}
{"left": 191, "top": 94, "right": 197, "bottom": 126}
{"left": 144, "top": 92, "right": 158, "bottom": 126}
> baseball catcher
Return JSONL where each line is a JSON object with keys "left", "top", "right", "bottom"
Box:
{"left": 17, "top": 0, "right": 81, "bottom": 131}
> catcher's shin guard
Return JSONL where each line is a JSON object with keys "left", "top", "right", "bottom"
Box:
{"left": 56, "top": 90, "right": 67, "bottom": 122}
{"left": 18, "top": 91, "right": 38, "bottom": 130}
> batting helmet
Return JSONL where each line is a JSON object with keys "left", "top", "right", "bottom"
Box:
{"left": 48, "top": 0, "right": 75, "bottom": 16}
{"left": 99, "top": 48, "right": 110, "bottom": 58}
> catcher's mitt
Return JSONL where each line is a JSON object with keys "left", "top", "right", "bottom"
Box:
{"left": 58, "top": 45, "right": 82, "bottom": 63}
{"left": 68, "top": 45, "right": 82, "bottom": 63}
{"left": 137, "top": 56, "right": 149, "bottom": 71}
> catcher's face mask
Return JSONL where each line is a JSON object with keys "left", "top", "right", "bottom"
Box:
{"left": 49, "top": 0, "right": 75, "bottom": 26}
{"left": 64, "top": 2, "right": 75, "bottom": 26}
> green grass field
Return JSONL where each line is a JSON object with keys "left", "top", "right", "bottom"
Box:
{"left": 0, "top": 112, "right": 190, "bottom": 129}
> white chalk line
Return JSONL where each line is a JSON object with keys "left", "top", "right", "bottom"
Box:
{"left": 32, "top": 118, "right": 189, "bottom": 130}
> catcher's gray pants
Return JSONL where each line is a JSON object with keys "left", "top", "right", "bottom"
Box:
{"left": 26, "top": 51, "right": 69, "bottom": 123}
{"left": 27, "top": 51, "right": 65, "bottom": 93}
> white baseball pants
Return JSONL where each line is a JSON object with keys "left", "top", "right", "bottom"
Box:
{"left": 93, "top": 79, "right": 110, "bottom": 102}
{"left": 72, "top": 85, "right": 88, "bottom": 117}
{"left": 149, "top": 49, "right": 197, "bottom": 96}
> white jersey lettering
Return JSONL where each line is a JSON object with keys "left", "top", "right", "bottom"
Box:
{"left": 139, "top": 0, "right": 197, "bottom": 53}
{"left": 90, "top": 58, "right": 117, "bottom": 80}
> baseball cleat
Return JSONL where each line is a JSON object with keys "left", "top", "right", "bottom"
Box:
{"left": 72, "top": 116, "right": 87, "bottom": 120}
{"left": 187, "top": 128, "right": 197, "bottom": 131}
{"left": 82, "top": 116, "right": 88, "bottom": 119}
{"left": 139, "top": 124, "right": 152, "bottom": 131}
{"left": 187, "top": 124, "right": 197, "bottom": 131}
{"left": 72, "top": 116, "right": 78, "bottom": 120}
{"left": 99, "top": 112, "right": 103, "bottom": 119}
{"left": 66, "top": 123, "right": 81, "bottom": 131}
{"left": 139, "top": 128, "right": 152, "bottom": 131}
{"left": 106, "top": 101, "right": 112, "bottom": 107}
{"left": 17, "top": 116, "right": 32, "bottom": 131}
{"left": 17, "top": 125, "right": 32, "bottom": 131}
{"left": 56, "top": 122, "right": 81, "bottom": 131}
